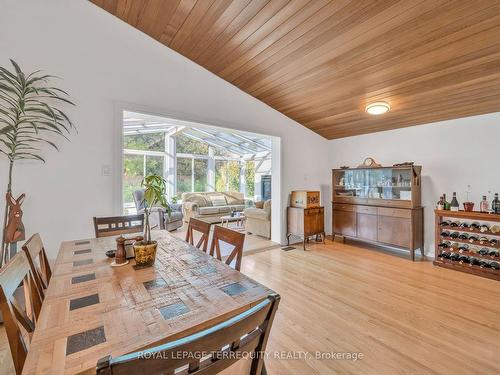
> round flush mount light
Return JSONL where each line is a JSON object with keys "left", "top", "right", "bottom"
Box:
{"left": 365, "top": 101, "right": 390, "bottom": 115}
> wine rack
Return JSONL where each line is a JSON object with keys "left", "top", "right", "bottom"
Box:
{"left": 434, "top": 209, "right": 500, "bottom": 281}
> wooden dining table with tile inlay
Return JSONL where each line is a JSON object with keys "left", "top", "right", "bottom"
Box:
{"left": 22, "top": 231, "right": 273, "bottom": 374}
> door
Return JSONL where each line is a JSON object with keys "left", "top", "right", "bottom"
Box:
{"left": 377, "top": 215, "right": 411, "bottom": 248}
{"left": 333, "top": 209, "right": 356, "bottom": 237}
{"left": 357, "top": 213, "right": 378, "bottom": 241}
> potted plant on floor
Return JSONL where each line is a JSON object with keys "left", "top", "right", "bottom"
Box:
{"left": 0, "top": 59, "right": 75, "bottom": 266}
{"left": 134, "top": 174, "right": 170, "bottom": 267}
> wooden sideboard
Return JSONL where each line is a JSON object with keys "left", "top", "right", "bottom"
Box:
{"left": 332, "top": 165, "right": 424, "bottom": 260}
{"left": 287, "top": 206, "right": 325, "bottom": 250}
{"left": 332, "top": 203, "right": 423, "bottom": 260}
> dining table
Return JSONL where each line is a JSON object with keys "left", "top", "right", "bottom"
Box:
{"left": 22, "top": 230, "right": 274, "bottom": 374}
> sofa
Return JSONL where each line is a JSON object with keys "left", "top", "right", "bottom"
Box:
{"left": 133, "top": 189, "right": 183, "bottom": 231}
{"left": 181, "top": 191, "right": 252, "bottom": 224}
{"left": 243, "top": 200, "right": 271, "bottom": 239}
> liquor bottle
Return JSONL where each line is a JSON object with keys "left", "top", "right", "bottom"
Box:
{"left": 492, "top": 193, "right": 500, "bottom": 214}
{"left": 450, "top": 192, "right": 459, "bottom": 211}
{"left": 443, "top": 194, "right": 450, "bottom": 210}
{"left": 436, "top": 196, "right": 444, "bottom": 210}
{"left": 480, "top": 196, "right": 489, "bottom": 212}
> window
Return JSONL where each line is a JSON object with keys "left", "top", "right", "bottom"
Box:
{"left": 228, "top": 161, "right": 241, "bottom": 192}
{"left": 176, "top": 157, "right": 192, "bottom": 198}
{"left": 215, "top": 160, "right": 241, "bottom": 192}
{"left": 245, "top": 161, "right": 255, "bottom": 198}
{"left": 124, "top": 133, "right": 164, "bottom": 151}
{"left": 194, "top": 159, "right": 208, "bottom": 192}
{"left": 123, "top": 154, "right": 144, "bottom": 205}
{"left": 175, "top": 134, "right": 208, "bottom": 155}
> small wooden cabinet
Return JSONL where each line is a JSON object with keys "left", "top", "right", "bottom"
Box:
{"left": 332, "top": 166, "right": 424, "bottom": 260}
{"left": 287, "top": 206, "right": 325, "bottom": 250}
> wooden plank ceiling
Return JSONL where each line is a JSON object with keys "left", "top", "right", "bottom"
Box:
{"left": 91, "top": 0, "right": 500, "bottom": 139}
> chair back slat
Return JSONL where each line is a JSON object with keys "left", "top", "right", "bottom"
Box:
{"left": 185, "top": 218, "right": 211, "bottom": 252}
{"left": 94, "top": 214, "right": 144, "bottom": 238}
{"left": 22, "top": 233, "right": 52, "bottom": 299}
{"left": 0, "top": 251, "right": 43, "bottom": 375}
{"left": 209, "top": 225, "right": 245, "bottom": 271}
{"left": 96, "top": 294, "right": 280, "bottom": 375}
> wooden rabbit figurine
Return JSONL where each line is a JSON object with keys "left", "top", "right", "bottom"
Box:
{"left": 4, "top": 192, "right": 26, "bottom": 243}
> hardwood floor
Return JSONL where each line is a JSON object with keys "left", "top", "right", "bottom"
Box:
{"left": 241, "top": 239, "right": 500, "bottom": 375}
{"left": 1, "top": 239, "right": 498, "bottom": 374}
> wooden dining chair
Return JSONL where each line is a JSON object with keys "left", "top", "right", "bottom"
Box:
{"left": 22, "top": 233, "right": 52, "bottom": 300}
{"left": 93, "top": 214, "right": 144, "bottom": 238}
{"left": 185, "top": 218, "right": 211, "bottom": 252}
{"left": 0, "top": 252, "right": 43, "bottom": 375}
{"left": 209, "top": 225, "right": 245, "bottom": 271}
{"left": 96, "top": 293, "right": 280, "bottom": 375}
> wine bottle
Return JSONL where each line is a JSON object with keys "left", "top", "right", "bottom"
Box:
{"left": 489, "top": 238, "right": 498, "bottom": 246}
{"left": 479, "top": 259, "right": 491, "bottom": 268}
{"left": 478, "top": 248, "right": 489, "bottom": 255}
{"left": 450, "top": 232, "right": 459, "bottom": 239}
{"left": 450, "top": 221, "right": 460, "bottom": 227}
{"left": 436, "top": 196, "right": 444, "bottom": 210}
{"left": 440, "top": 230, "right": 450, "bottom": 238}
{"left": 470, "top": 257, "right": 480, "bottom": 266}
{"left": 470, "top": 222, "right": 480, "bottom": 230}
{"left": 459, "top": 222, "right": 470, "bottom": 229}
{"left": 458, "top": 255, "right": 470, "bottom": 264}
{"left": 479, "top": 236, "right": 488, "bottom": 244}
{"left": 443, "top": 193, "right": 450, "bottom": 210}
{"left": 480, "top": 196, "right": 489, "bottom": 212}
{"left": 488, "top": 249, "right": 499, "bottom": 257}
{"left": 480, "top": 224, "right": 489, "bottom": 233}
{"left": 450, "top": 252, "right": 460, "bottom": 261}
{"left": 438, "top": 241, "right": 451, "bottom": 249}
{"left": 458, "top": 233, "right": 468, "bottom": 240}
{"left": 493, "top": 193, "right": 500, "bottom": 214}
{"left": 490, "top": 261, "right": 500, "bottom": 270}
{"left": 450, "top": 192, "right": 459, "bottom": 211}
{"left": 458, "top": 244, "right": 469, "bottom": 253}
{"left": 468, "top": 234, "right": 479, "bottom": 242}
{"left": 439, "top": 220, "right": 451, "bottom": 227}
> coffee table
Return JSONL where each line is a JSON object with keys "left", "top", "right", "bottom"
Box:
{"left": 220, "top": 214, "right": 245, "bottom": 228}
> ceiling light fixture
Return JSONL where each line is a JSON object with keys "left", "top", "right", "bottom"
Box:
{"left": 365, "top": 101, "right": 390, "bottom": 115}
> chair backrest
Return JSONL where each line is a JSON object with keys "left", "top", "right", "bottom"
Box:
{"left": 209, "top": 225, "right": 245, "bottom": 271}
{"left": 185, "top": 218, "right": 211, "bottom": 252}
{"left": 96, "top": 293, "right": 280, "bottom": 375}
{"left": 93, "top": 214, "right": 144, "bottom": 238}
{"left": 22, "top": 233, "right": 52, "bottom": 300}
{"left": 0, "top": 252, "right": 43, "bottom": 375}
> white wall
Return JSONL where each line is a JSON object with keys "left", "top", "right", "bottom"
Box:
{"left": 328, "top": 112, "right": 500, "bottom": 255}
{"left": 0, "top": 0, "right": 330, "bottom": 258}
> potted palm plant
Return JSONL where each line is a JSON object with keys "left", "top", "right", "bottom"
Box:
{"left": 134, "top": 174, "right": 170, "bottom": 267}
{"left": 0, "top": 59, "right": 75, "bottom": 266}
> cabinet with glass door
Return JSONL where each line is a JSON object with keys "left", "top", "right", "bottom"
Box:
{"left": 332, "top": 166, "right": 421, "bottom": 209}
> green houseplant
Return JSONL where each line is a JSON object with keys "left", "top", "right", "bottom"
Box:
{"left": 0, "top": 60, "right": 75, "bottom": 266}
{"left": 134, "top": 174, "right": 170, "bottom": 267}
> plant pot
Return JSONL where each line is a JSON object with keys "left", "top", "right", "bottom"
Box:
{"left": 463, "top": 202, "right": 474, "bottom": 212}
{"left": 133, "top": 241, "right": 157, "bottom": 267}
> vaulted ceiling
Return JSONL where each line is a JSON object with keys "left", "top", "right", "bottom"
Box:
{"left": 91, "top": 0, "right": 500, "bottom": 139}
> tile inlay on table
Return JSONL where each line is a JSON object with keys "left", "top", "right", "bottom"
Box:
{"left": 69, "top": 294, "right": 100, "bottom": 311}
{"left": 159, "top": 301, "right": 190, "bottom": 320}
{"left": 221, "top": 282, "right": 248, "bottom": 296}
{"left": 66, "top": 326, "right": 106, "bottom": 356}
{"left": 74, "top": 248, "right": 91, "bottom": 255}
{"left": 74, "top": 240, "right": 90, "bottom": 245}
{"left": 71, "top": 273, "right": 96, "bottom": 284}
{"left": 73, "top": 259, "right": 93, "bottom": 267}
{"left": 143, "top": 277, "right": 167, "bottom": 290}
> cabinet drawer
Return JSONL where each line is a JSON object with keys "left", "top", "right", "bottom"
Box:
{"left": 334, "top": 204, "right": 356, "bottom": 212}
{"left": 356, "top": 205, "right": 377, "bottom": 215}
{"left": 378, "top": 207, "right": 411, "bottom": 219}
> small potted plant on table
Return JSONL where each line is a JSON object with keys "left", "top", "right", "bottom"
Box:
{"left": 134, "top": 174, "right": 170, "bottom": 267}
